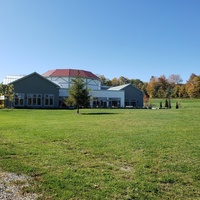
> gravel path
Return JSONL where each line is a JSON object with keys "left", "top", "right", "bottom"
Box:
{"left": 0, "top": 171, "right": 38, "bottom": 200}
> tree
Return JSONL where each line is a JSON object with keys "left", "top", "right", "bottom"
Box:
{"left": 171, "top": 84, "right": 181, "bottom": 98}
{"left": 143, "top": 94, "right": 149, "bottom": 107}
{"left": 0, "top": 83, "right": 14, "bottom": 108}
{"left": 189, "top": 76, "right": 200, "bottom": 98}
{"left": 67, "top": 71, "right": 90, "bottom": 114}
{"left": 146, "top": 76, "right": 158, "bottom": 98}
{"left": 176, "top": 101, "right": 179, "bottom": 109}
{"left": 130, "top": 79, "right": 144, "bottom": 90}
{"left": 111, "top": 77, "right": 119, "bottom": 86}
{"left": 168, "top": 74, "right": 183, "bottom": 84}
{"left": 64, "top": 95, "right": 76, "bottom": 107}
{"left": 165, "top": 99, "right": 169, "bottom": 108}
{"left": 141, "top": 82, "right": 148, "bottom": 96}
{"left": 118, "top": 76, "right": 129, "bottom": 85}
{"left": 106, "top": 79, "right": 112, "bottom": 86}
{"left": 179, "top": 84, "right": 188, "bottom": 98}
{"left": 0, "top": 83, "right": 2, "bottom": 95}
{"left": 158, "top": 75, "right": 169, "bottom": 98}
{"left": 98, "top": 75, "right": 108, "bottom": 85}
{"left": 185, "top": 73, "right": 199, "bottom": 98}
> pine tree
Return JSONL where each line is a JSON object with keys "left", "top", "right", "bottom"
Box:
{"left": 165, "top": 99, "right": 169, "bottom": 108}
{"left": 159, "top": 101, "right": 162, "bottom": 109}
{"left": 67, "top": 71, "right": 90, "bottom": 114}
{"left": 176, "top": 101, "right": 179, "bottom": 109}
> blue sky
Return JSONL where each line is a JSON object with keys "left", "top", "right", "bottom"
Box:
{"left": 0, "top": 0, "right": 199, "bottom": 83}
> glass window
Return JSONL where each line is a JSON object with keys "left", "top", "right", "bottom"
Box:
{"left": 131, "top": 99, "right": 136, "bottom": 107}
{"left": 33, "top": 94, "right": 37, "bottom": 105}
{"left": 15, "top": 95, "right": 19, "bottom": 105}
{"left": 125, "top": 99, "right": 129, "bottom": 106}
{"left": 109, "top": 98, "right": 121, "bottom": 108}
{"left": 45, "top": 95, "right": 49, "bottom": 105}
{"left": 27, "top": 94, "right": 42, "bottom": 106}
{"left": 14, "top": 93, "right": 24, "bottom": 106}
{"left": 19, "top": 98, "right": 24, "bottom": 106}
{"left": 27, "top": 94, "right": 33, "bottom": 105}
{"left": 37, "top": 95, "right": 42, "bottom": 105}
{"left": 49, "top": 95, "right": 54, "bottom": 106}
{"left": 44, "top": 94, "right": 54, "bottom": 106}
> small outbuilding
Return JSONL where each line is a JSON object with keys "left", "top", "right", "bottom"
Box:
{"left": 108, "top": 83, "right": 143, "bottom": 108}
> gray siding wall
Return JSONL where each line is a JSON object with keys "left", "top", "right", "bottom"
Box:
{"left": 124, "top": 85, "right": 143, "bottom": 108}
{"left": 13, "top": 73, "right": 60, "bottom": 108}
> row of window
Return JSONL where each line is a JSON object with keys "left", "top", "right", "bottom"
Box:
{"left": 92, "top": 97, "right": 136, "bottom": 107}
{"left": 125, "top": 98, "right": 136, "bottom": 107}
{"left": 92, "top": 97, "right": 121, "bottom": 108}
{"left": 14, "top": 93, "right": 54, "bottom": 106}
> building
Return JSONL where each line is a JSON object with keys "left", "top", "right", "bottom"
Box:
{"left": 2, "top": 69, "right": 143, "bottom": 108}
{"left": 108, "top": 83, "right": 143, "bottom": 108}
{"left": 4, "top": 72, "right": 60, "bottom": 108}
{"left": 43, "top": 69, "right": 125, "bottom": 108}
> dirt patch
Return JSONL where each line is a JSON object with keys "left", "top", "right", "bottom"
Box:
{"left": 0, "top": 171, "right": 38, "bottom": 200}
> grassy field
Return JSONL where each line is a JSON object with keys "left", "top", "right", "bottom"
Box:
{"left": 0, "top": 99, "right": 200, "bottom": 199}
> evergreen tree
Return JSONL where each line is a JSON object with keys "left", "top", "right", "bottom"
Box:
{"left": 67, "top": 71, "right": 90, "bottom": 114}
{"left": 159, "top": 101, "right": 162, "bottom": 109}
{"left": 165, "top": 99, "right": 169, "bottom": 108}
{"left": 176, "top": 101, "right": 179, "bottom": 109}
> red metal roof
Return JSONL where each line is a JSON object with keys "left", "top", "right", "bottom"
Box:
{"left": 42, "top": 69, "right": 99, "bottom": 80}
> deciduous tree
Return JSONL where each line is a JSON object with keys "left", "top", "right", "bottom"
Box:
{"left": 98, "top": 75, "right": 108, "bottom": 85}
{"left": 118, "top": 76, "right": 129, "bottom": 85}
{"left": 111, "top": 77, "right": 119, "bottom": 86}
{"left": 186, "top": 73, "right": 199, "bottom": 98}
{"left": 146, "top": 76, "right": 158, "bottom": 98}
{"left": 189, "top": 76, "right": 200, "bottom": 98}
{"left": 168, "top": 74, "right": 183, "bottom": 84}
{"left": 0, "top": 83, "right": 14, "bottom": 108}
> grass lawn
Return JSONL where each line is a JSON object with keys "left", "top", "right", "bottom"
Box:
{"left": 0, "top": 99, "right": 200, "bottom": 199}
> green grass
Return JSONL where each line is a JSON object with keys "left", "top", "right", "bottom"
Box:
{"left": 0, "top": 99, "right": 200, "bottom": 199}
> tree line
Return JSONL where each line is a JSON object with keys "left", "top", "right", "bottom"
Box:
{"left": 98, "top": 73, "right": 200, "bottom": 98}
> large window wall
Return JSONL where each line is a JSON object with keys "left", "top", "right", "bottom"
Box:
{"left": 14, "top": 93, "right": 54, "bottom": 107}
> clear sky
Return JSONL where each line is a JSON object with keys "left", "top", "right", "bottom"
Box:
{"left": 0, "top": 0, "right": 199, "bottom": 83}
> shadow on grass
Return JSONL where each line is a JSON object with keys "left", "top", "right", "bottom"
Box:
{"left": 81, "top": 112, "right": 119, "bottom": 115}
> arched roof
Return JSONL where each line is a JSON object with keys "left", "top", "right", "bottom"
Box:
{"left": 43, "top": 69, "right": 99, "bottom": 80}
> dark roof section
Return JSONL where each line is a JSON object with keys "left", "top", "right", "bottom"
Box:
{"left": 43, "top": 69, "right": 100, "bottom": 80}
{"left": 9, "top": 72, "right": 60, "bottom": 88}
